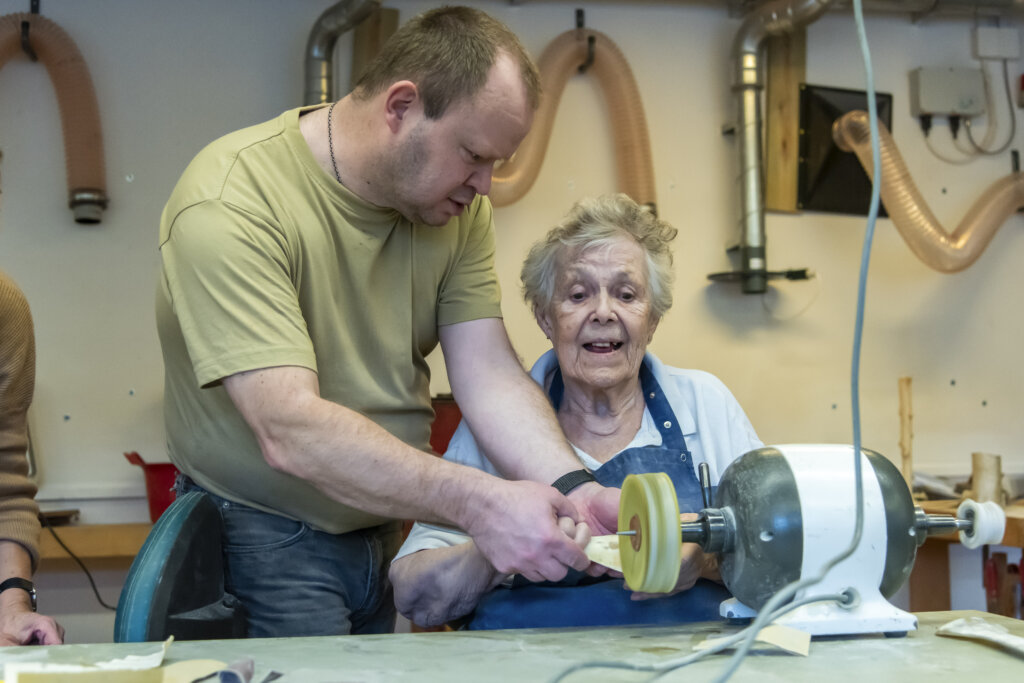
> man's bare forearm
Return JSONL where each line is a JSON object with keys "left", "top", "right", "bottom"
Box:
{"left": 440, "top": 319, "right": 585, "bottom": 483}
{"left": 222, "top": 365, "right": 590, "bottom": 585}
{"left": 224, "top": 366, "right": 495, "bottom": 530}
{"left": 460, "top": 365, "right": 582, "bottom": 482}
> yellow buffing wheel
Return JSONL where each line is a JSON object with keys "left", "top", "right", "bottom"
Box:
{"left": 618, "top": 472, "right": 682, "bottom": 593}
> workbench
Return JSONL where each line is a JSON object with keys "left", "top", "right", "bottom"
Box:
{"left": 0, "top": 611, "right": 1018, "bottom": 682}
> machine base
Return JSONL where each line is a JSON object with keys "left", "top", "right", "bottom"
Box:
{"left": 719, "top": 596, "right": 918, "bottom": 637}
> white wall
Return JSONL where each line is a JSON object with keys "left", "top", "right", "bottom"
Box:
{"left": 0, "top": 0, "right": 1019, "bottom": 643}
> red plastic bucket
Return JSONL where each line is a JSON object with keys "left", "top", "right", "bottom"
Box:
{"left": 124, "top": 451, "right": 179, "bottom": 522}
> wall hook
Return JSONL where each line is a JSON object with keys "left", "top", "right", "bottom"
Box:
{"left": 578, "top": 35, "right": 596, "bottom": 74}
{"left": 20, "top": 0, "right": 40, "bottom": 62}
{"left": 575, "top": 9, "right": 595, "bottom": 74}
{"left": 20, "top": 21, "right": 37, "bottom": 61}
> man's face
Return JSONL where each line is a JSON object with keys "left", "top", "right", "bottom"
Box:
{"left": 384, "top": 54, "right": 533, "bottom": 226}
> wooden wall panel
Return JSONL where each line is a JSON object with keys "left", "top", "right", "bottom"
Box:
{"left": 350, "top": 8, "right": 400, "bottom": 92}
{"left": 764, "top": 30, "right": 806, "bottom": 214}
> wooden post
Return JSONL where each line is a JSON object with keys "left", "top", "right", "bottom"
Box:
{"left": 898, "top": 377, "right": 913, "bottom": 492}
{"left": 971, "top": 452, "right": 1003, "bottom": 505}
{"left": 764, "top": 30, "right": 806, "bottom": 214}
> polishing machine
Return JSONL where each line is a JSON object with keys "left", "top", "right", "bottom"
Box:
{"left": 617, "top": 444, "right": 1006, "bottom": 636}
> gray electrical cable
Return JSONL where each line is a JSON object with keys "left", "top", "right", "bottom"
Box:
{"left": 550, "top": 2, "right": 884, "bottom": 680}
{"left": 709, "top": 0, "right": 881, "bottom": 678}
{"left": 547, "top": 593, "right": 849, "bottom": 683}
{"left": 964, "top": 59, "right": 1017, "bottom": 155}
{"left": 925, "top": 133, "right": 975, "bottom": 165}
{"left": 651, "top": 592, "right": 850, "bottom": 682}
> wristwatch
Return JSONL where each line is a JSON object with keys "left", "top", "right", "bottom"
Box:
{"left": 0, "top": 578, "right": 37, "bottom": 611}
{"left": 550, "top": 469, "right": 597, "bottom": 496}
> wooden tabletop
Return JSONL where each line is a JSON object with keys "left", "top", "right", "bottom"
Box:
{"left": 0, "top": 610, "right": 1017, "bottom": 682}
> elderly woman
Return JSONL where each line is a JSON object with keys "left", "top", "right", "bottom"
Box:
{"left": 389, "top": 194, "right": 761, "bottom": 629}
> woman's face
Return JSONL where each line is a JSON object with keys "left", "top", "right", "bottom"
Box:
{"left": 537, "top": 234, "right": 659, "bottom": 393}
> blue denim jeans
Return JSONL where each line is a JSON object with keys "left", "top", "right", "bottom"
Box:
{"left": 175, "top": 476, "right": 401, "bottom": 638}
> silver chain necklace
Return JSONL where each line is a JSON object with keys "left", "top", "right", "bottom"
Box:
{"left": 327, "top": 100, "right": 342, "bottom": 184}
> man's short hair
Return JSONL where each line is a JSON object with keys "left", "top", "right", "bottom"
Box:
{"left": 352, "top": 5, "right": 541, "bottom": 119}
{"left": 521, "top": 194, "right": 678, "bottom": 320}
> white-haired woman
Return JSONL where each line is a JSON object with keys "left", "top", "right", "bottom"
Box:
{"left": 390, "top": 194, "right": 761, "bottom": 629}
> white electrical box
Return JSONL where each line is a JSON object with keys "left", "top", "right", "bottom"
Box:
{"left": 909, "top": 67, "right": 986, "bottom": 118}
{"left": 973, "top": 26, "right": 1020, "bottom": 60}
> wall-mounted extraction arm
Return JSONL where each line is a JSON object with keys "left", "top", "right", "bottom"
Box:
{"left": 0, "top": 11, "right": 108, "bottom": 223}
{"left": 834, "top": 109, "right": 1023, "bottom": 272}
{"left": 490, "top": 16, "right": 656, "bottom": 212}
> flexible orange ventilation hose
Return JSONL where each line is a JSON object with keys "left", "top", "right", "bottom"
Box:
{"left": 490, "top": 28, "right": 656, "bottom": 212}
{"left": 834, "top": 110, "right": 1023, "bottom": 273}
{"left": 0, "top": 13, "right": 108, "bottom": 223}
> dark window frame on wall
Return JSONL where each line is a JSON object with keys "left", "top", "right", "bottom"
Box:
{"left": 797, "top": 84, "right": 894, "bottom": 217}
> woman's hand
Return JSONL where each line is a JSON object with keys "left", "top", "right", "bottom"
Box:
{"left": 557, "top": 516, "right": 592, "bottom": 549}
{"left": 390, "top": 542, "right": 506, "bottom": 628}
{"left": 559, "top": 517, "right": 621, "bottom": 578}
{"left": 567, "top": 483, "right": 620, "bottom": 536}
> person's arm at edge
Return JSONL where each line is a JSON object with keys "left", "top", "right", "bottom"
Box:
{"left": 438, "top": 318, "right": 620, "bottom": 534}
{"left": 0, "top": 276, "right": 63, "bottom": 646}
{"left": 223, "top": 366, "right": 589, "bottom": 581}
{"left": 0, "top": 542, "right": 62, "bottom": 646}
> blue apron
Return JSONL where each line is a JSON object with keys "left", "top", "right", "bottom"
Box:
{"left": 466, "top": 361, "right": 730, "bottom": 630}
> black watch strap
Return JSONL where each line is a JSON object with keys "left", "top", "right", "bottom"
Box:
{"left": 0, "top": 577, "right": 36, "bottom": 611}
{"left": 551, "top": 469, "right": 597, "bottom": 496}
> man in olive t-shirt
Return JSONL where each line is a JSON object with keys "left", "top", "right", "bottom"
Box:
{"left": 157, "top": 6, "right": 617, "bottom": 637}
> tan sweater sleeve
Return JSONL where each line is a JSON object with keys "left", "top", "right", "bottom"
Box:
{"left": 0, "top": 272, "right": 41, "bottom": 571}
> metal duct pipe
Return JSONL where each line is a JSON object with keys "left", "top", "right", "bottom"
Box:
{"left": 847, "top": 0, "right": 1022, "bottom": 14}
{"left": 0, "top": 12, "right": 108, "bottom": 224}
{"left": 731, "top": 0, "right": 836, "bottom": 293}
{"left": 719, "top": 0, "right": 1007, "bottom": 292}
{"left": 304, "top": 0, "right": 380, "bottom": 106}
{"left": 731, "top": 0, "right": 1021, "bottom": 16}
{"left": 513, "top": 1, "right": 1021, "bottom": 17}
